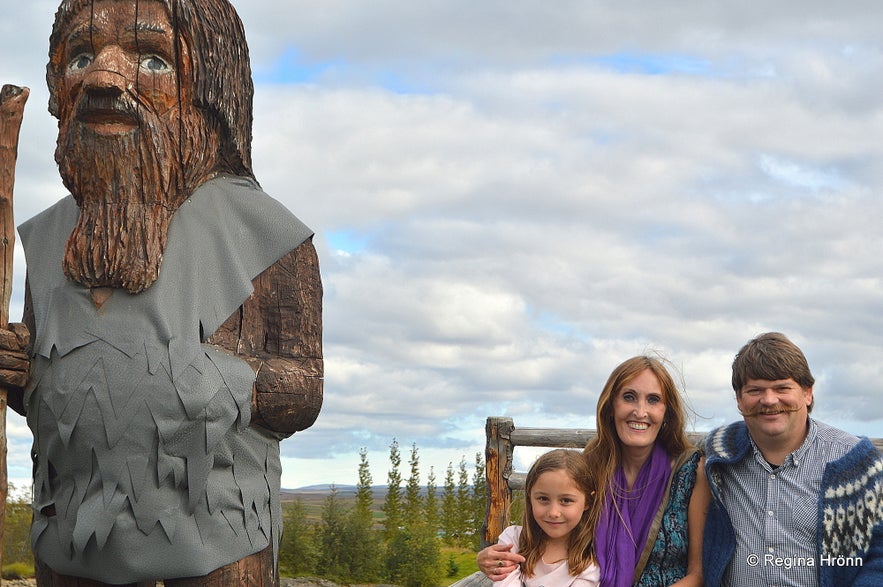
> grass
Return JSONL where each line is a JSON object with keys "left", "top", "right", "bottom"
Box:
{"left": 442, "top": 547, "right": 480, "bottom": 583}
{"left": 1, "top": 562, "right": 35, "bottom": 580}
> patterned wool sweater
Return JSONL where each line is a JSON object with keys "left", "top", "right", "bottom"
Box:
{"left": 703, "top": 420, "right": 883, "bottom": 587}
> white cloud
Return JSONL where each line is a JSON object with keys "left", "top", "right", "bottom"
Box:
{"left": 4, "top": 0, "right": 882, "bottom": 488}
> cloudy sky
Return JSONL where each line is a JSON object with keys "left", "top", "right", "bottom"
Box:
{"left": 2, "top": 1, "right": 882, "bottom": 490}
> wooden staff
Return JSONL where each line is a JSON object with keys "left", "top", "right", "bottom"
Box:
{"left": 0, "top": 83, "right": 29, "bottom": 569}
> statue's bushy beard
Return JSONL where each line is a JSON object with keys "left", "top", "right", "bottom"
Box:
{"left": 57, "top": 96, "right": 217, "bottom": 294}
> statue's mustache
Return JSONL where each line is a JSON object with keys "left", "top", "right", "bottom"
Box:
{"left": 75, "top": 91, "right": 140, "bottom": 123}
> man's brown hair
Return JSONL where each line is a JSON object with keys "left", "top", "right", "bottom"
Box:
{"left": 732, "top": 332, "right": 815, "bottom": 410}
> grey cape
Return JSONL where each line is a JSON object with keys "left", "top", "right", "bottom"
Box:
{"left": 18, "top": 176, "right": 313, "bottom": 582}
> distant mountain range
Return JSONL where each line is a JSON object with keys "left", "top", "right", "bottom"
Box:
{"left": 284, "top": 484, "right": 359, "bottom": 493}
{"left": 279, "top": 484, "right": 461, "bottom": 501}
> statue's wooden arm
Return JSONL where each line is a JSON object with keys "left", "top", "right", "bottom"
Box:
{"left": 209, "top": 237, "right": 323, "bottom": 435}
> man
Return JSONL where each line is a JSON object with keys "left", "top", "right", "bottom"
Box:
{"left": 703, "top": 332, "right": 883, "bottom": 587}
{"left": 0, "top": 0, "right": 322, "bottom": 585}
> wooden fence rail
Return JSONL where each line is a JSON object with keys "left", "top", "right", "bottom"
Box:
{"left": 480, "top": 416, "right": 883, "bottom": 548}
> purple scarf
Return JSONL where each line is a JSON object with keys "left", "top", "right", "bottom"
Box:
{"left": 595, "top": 442, "right": 670, "bottom": 587}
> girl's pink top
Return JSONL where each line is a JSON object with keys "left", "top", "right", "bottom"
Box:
{"left": 492, "top": 526, "right": 600, "bottom": 587}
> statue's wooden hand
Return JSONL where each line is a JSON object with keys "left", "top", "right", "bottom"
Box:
{"left": 252, "top": 357, "right": 323, "bottom": 435}
{"left": 0, "top": 322, "right": 30, "bottom": 414}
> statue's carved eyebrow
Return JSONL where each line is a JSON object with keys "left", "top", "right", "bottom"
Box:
{"left": 126, "top": 22, "right": 168, "bottom": 35}
{"left": 65, "top": 22, "right": 166, "bottom": 46}
{"left": 67, "top": 24, "right": 97, "bottom": 45}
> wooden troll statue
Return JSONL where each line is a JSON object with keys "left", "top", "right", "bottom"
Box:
{"left": 0, "top": 0, "right": 323, "bottom": 584}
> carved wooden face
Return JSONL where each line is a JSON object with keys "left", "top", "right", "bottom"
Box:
{"left": 52, "top": 0, "right": 222, "bottom": 294}
{"left": 55, "top": 0, "right": 189, "bottom": 134}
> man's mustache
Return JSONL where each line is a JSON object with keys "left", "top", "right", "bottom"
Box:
{"left": 739, "top": 404, "right": 803, "bottom": 418}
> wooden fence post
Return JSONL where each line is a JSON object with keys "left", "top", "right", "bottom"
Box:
{"left": 482, "top": 416, "right": 514, "bottom": 548}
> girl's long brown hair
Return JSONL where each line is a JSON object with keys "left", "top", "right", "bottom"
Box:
{"left": 519, "top": 449, "right": 598, "bottom": 577}
{"left": 582, "top": 356, "right": 692, "bottom": 531}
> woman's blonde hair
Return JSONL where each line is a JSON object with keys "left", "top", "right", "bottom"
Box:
{"left": 519, "top": 449, "right": 598, "bottom": 576}
{"left": 583, "top": 356, "right": 692, "bottom": 528}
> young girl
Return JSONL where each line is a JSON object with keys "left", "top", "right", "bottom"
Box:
{"left": 492, "top": 449, "right": 601, "bottom": 587}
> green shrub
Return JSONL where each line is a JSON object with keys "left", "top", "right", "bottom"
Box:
{"left": 2, "top": 561, "right": 35, "bottom": 579}
{"left": 446, "top": 553, "right": 460, "bottom": 577}
{"left": 4, "top": 482, "right": 35, "bottom": 569}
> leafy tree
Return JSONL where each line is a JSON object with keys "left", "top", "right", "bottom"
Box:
{"left": 441, "top": 462, "right": 458, "bottom": 545}
{"left": 354, "top": 447, "right": 375, "bottom": 521}
{"left": 456, "top": 456, "right": 472, "bottom": 547}
{"left": 382, "top": 438, "right": 403, "bottom": 540}
{"left": 382, "top": 442, "right": 443, "bottom": 586}
{"left": 384, "top": 525, "right": 442, "bottom": 587}
{"left": 345, "top": 448, "right": 383, "bottom": 582}
{"left": 279, "top": 498, "right": 318, "bottom": 577}
{"left": 471, "top": 451, "right": 487, "bottom": 549}
{"left": 277, "top": 440, "right": 498, "bottom": 584}
{"left": 3, "top": 483, "right": 34, "bottom": 568}
{"left": 404, "top": 443, "right": 422, "bottom": 520}
{"left": 424, "top": 465, "right": 439, "bottom": 532}
{"left": 315, "top": 486, "right": 348, "bottom": 581}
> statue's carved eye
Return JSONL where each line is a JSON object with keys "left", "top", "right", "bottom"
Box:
{"left": 68, "top": 53, "right": 94, "bottom": 71}
{"left": 140, "top": 55, "right": 170, "bottom": 72}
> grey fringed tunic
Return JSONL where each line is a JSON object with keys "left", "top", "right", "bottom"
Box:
{"left": 18, "top": 176, "right": 312, "bottom": 582}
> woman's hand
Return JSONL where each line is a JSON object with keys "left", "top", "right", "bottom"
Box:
{"left": 477, "top": 543, "right": 524, "bottom": 580}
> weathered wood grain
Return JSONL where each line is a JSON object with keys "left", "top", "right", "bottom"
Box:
{"left": 0, "top": 82, "right": 28, "bottom": 574}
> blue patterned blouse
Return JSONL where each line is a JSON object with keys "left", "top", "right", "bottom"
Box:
{"left": 635, "top": 449, "right": 701, "bottom": 587}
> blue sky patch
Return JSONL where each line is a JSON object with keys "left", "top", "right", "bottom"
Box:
{"left": 326, "top": 229, "right": 370, "bottom": 254}
{"left": 253, "top": 47, "right": 337, "bottom": 84}
{"left": 254, "top": 46, "right": 436, "bottom": 94}
{"left": 553, "top": 51, "right": 712, "bottom": 76}
{"left": 529, "top": 307, "right": 587, "bottom": 340}
{"left": 758, "top": 153, "right": 846, "bottom": 192}
{"left": 371, "top": 68, "right": 438, "bottom": 94}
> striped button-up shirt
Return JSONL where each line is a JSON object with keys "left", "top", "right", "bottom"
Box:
{"left": 717, "top": 419, "right": 853, "bottom": 587}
